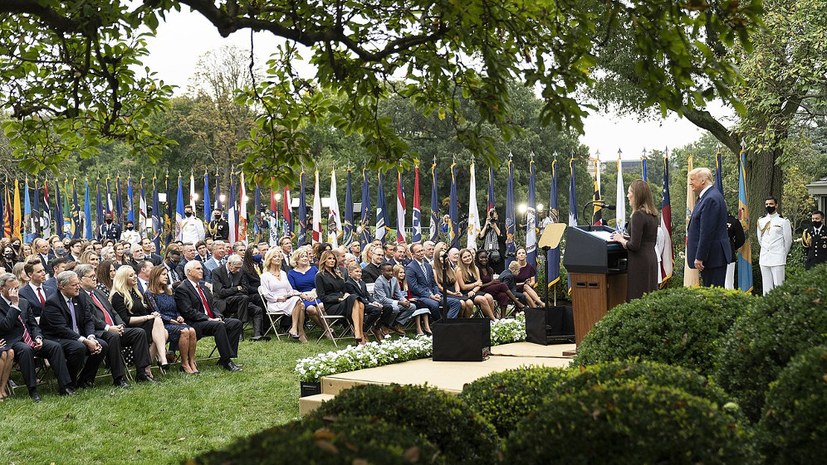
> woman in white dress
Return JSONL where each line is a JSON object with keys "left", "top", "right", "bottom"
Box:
{"left": 260, "top": 248, "right": 307, "bottom": 342}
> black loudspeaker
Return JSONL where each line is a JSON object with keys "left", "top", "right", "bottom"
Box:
{"left": 432, "top": 318, "right": 491, "bottom": 361}
{"left": 525, "top": 307, "right": 575, "bottom": 345}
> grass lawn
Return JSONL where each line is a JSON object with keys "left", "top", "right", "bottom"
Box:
{"left": 0, "top": 336, "right": 341, "bottom": 464}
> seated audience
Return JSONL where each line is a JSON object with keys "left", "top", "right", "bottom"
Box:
{"left": 95, "top": 260, "right": 116, "bottom": 297}
{"left": 476, "top": 249, "right": 525, "bottom": 310}
{"left": 19, "top": 261, "right": 56, "bottom": 317}
{"left": 455, "top": 248, "right": 498, "bottom": 321}
{"left": 212, "top": 254, "right": 267, "bottom": 341}
{"left": 391, "top": 264, "right": 431, "bottom": 336}
{"left": 514, "top": 248, "right": 545, "bottom": 308}
{"left": 432, "top": 243, "right": 473, "bottom": 318}
{"left": 345, "top": 262, "right": 388, "bottom": 341}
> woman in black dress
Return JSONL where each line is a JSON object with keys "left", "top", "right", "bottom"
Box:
{"left": 611, "top": 179, "right": 659, "bottom": 301}
{"left": 315, "top": 250, "right": 367, "bottom": 344}
{"left": 110, "top": 266, "right": 171, "bottom": 369}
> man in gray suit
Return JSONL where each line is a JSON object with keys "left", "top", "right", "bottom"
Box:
{"left": 374, "top": 262, "right": 425, "bottom": 334}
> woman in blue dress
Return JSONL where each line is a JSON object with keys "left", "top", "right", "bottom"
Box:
{"left": 144, "top": 266, "right": 199, "bottom": 374}
{"left": 287, "top": 246, "right": 325, "bottom": 331}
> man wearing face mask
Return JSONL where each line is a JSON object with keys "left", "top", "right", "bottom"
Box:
{"left": 803, "top": 210, "right": 827, "bottom": 270}
{"left": 757, "top": 196, "right": 792, "bottom": 295}
{"left": 180, "top": 205, "right": 206, "bottom": 244}
{"left": 121, "top": 220, "right": 141, "bottom": 246}
{"left": 98, "top": 212, "right": 122, "bottom": 241}
{"left": 207, "top": 208, "right": 230, "bottom": 241}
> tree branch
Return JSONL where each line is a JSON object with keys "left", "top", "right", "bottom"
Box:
{"left": 682, "top": 107, "right": 741, "bottom": 153}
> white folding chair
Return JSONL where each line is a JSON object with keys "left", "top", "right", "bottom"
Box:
{"left": 258, "top": 286, "right": 288, "bottom": 341}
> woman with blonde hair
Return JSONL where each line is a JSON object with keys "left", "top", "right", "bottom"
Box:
{"left": 78, "top": 249, "right": 100, "bottom": 266}
{"left": 110, "top": 266, "right": 171, "bottom": 370}
{"left": 145, "top": 266, "right": 199, "bottom": 374}
{"left": 261, "top": 248, "right": 307, "bottom": 342}
{"left": 287, "top": 246, "right": 324, "bottom": 331}
{"left": 432, "top": 242, "right": 473, "bottom": 318}
{"left": 611, "top": 179, "right": 659, "bottom": 300}
{"left": 455, "top": 248, "right": 498, "bottom": 320}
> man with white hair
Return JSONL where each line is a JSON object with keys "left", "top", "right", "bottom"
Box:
{"left": 686, "top": 167, "right": 731, "bottom": 287}
{"left": 40, "top": 271, "right": 110, "bottom": 389}
{"left": 174, "top": 260, "right": 243, "bottom": 372}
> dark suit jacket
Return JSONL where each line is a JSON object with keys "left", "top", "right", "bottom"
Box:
{"left": 174, "top": 279, "right": 224, "bottom": 324}
{"left": 79, "top": 288, "right": 126, "bottom": 333}
{"left": 37, "top": 253, "right": 53, "bottom": 276}
{"left": 40, "top": 292, "right": 96, "bottom": 340}
{"left": 147, "top": 252, "right": 163, "bottom": 266}
{"left": 0, "top": 297, "right": 42, "bottom": 344}
{"left": 211, "top": 266, "right": 247, "bottom": 300}
{"left": 406, "top": 260, "right": 439, "bottom": 298}
{"left": 19, "top": 282, "right": 58, "bottom": 317}
{"left": 346, "top": 277, "right": 373, "bottom": 303}
{"left": 686, "top": 187, "right": 732, "bottom": 269}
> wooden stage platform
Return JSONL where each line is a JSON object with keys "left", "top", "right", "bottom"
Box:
{"left": 300, "top": 342, "right": 576, "bottom": 415}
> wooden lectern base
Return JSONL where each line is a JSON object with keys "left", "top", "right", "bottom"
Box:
{"left": 569, "top": 272, "right": 627, "bottom": 346}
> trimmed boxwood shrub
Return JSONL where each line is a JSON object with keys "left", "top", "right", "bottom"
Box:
{"left": 459, "top": 366, "right": 572, "bottom": 437}
{"left": 312, "top": 384, "right": 498, "bottom": 465}
{"left": 574, "top": 287, "right": 754, "bottom": 376}
{"left": 715, "top": 265, "right": 827, "bottom": 421}
{"left": 562, "top": 360, "right": 743, "bottom": 419}
{"left": 186, "top": 416, "right": 445, "bottom": 465}
{"left": 504, "top": 382, "right": 757, "bottom": 465}
{"left": 758, "top": 345, "right": 827, "bottom": 464}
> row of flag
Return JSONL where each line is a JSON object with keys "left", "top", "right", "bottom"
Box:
{"left": 0, "top": 151, "right": 752, "bottom": 293}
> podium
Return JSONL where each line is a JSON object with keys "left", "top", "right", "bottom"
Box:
{"left": 563, "top": 226, "right": 628, "bottom": 345}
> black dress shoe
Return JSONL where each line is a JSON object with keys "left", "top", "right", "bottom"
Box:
{"left": 59, "top": 387, "right": 76, "bottom": 396}
{"left": 136, "top": 374, "right": 158, "bottom": 383}
{"left": 28, "top": 388, "right": 42, "bottom": 403}
{"left": 77, "top": 379, "right": 94, "bottom": 389}
{"left": 114, "top": 379, "right": 131, "bottom": 389}
{"left": 219, "top": 360, "right": 242, "bottom": 372}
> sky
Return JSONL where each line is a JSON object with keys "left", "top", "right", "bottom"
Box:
{"left": 143, "top": 9, "right": 732, "bottom": 161}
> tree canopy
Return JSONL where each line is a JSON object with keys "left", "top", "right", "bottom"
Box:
{"left": 1, "top": 0, "right": 762, "bottom": 184}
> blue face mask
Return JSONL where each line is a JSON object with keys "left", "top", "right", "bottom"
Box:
{"left": 252, "top": 254, "right": 263, "bottom": 263}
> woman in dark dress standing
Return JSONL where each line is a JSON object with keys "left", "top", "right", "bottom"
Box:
{"left": 611, "top": 179, "right": 659, "bottom": 301}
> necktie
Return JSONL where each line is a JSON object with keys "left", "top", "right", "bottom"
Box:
{"left": 196, "top": 285, "right": 215, "bottom": 318}
{"left": 36, "top": 287, "right": 46, "bottom": 306}
{"left": 67, "top": 299, "right": 79, "bottom": 334}
{"left": 89, "top": 291, "right": 114, "bottom": 326}
{"left": 420, "top": 261, "right": 428, "bottom": 279}
{"left": 17, "top": 314, "right": 35, "bottom": 347}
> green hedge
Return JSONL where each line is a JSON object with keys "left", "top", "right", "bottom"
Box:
{"left": 186, "top": 416, "right": 445, "bottom": 465}
{"left": 575, "top": 287, "right": 755, "bottom": 376}
{"left": 758, "top": 345, "right": 827, "bottom": 465}
{"left": 460, "top": 366, "right": 572, "bottom": 437}
{"left": 312, "top": 384, "right": 498, "bottom": 465}
{"left": 715, "top": 265, "right": 827, "bottom": 421}
{"left": 561, "top": 360, "right": 743, "bottom": 419}
{"left": 504, "top": 381, "right": 757, "bottom": 465}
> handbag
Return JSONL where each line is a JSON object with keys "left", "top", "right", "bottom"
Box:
{"left": 432, "top": 318, "right": 491, "bottom": 361}
{"left": 525, "top": 306, "right": 575, "bottom": 345}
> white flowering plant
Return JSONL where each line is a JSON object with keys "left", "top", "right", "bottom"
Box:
{"left": 490, "top": 312, "right": 527, "bottom": 345}
{"left": 296, "top": 314, "right": 528, "bottom": 382}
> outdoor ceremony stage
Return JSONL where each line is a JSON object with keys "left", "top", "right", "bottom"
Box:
{"left": 299, "top": 342, "right": 576, "bottom": 415}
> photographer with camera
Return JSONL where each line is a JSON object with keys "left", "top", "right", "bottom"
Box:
{"left": 478, "top": 208, "right": 505, "bottom": 273}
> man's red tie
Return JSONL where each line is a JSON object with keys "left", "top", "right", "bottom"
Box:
{"left": 18, "top": 315, "right": 34, "bottom": 347}
{"left": 88, "top": 291, "right": 114, "bottom": 326}
{"left": 196, "top": 285, "right": 215, "bottom": 318}
{"left": 36, "top": 287, "right": 45, "bottom": 306}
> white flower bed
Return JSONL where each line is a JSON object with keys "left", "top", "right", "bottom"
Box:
{"left": 296, "top": 313, "right": 527, "bottom": 382}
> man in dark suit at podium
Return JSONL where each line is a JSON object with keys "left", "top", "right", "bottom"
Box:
{"left": 686, "top": 167, "right": 731, "bottom": 287}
